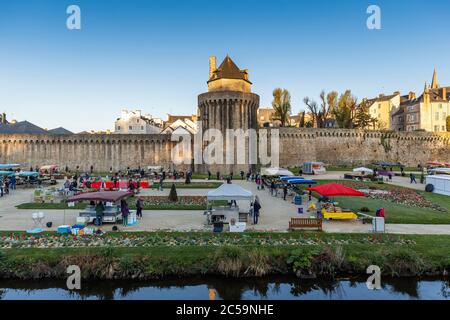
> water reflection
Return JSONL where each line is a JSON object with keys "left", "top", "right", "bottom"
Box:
{"left": 0, "top": 277, "right": 448, "bottom": 300}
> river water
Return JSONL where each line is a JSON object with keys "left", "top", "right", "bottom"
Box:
{"left": 0, "top": 277, "right": 449, "bottom": 300}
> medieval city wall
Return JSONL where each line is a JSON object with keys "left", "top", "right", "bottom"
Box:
{"left": 278, "top": 128, "right": 450, "bottom": 168}
{"left": 0, "top": 129, "right": 449, "bottom": 172}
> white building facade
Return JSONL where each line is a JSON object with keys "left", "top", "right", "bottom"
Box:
{"left": 114, "top": 109, "right": 163, "bottom": 134}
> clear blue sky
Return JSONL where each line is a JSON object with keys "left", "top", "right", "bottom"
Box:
{"left": 0, "top": 0, "right": 449, "bottom": 132}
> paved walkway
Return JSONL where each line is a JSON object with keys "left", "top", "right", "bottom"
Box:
{"left": 0, "top": 179, "right": 448, "bottom": 235}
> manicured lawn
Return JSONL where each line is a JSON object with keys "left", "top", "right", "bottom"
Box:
{"left": 295, "top": 179, "right": 450, "bottom": 224}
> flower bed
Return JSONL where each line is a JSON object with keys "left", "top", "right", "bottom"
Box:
{"left": 0, "top": 233, "right": 416, "bottom": 249}
{"left": 140, "top": 196, "right": 207, "bottom": 206}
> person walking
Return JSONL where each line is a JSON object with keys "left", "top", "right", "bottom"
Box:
{"left": 270, "top": 181, "right": 275, "bottom": 196}
{"left": 283, "top": 184, "right": 288, "bottom": 201}
{"left": 253, "top": 196, "right": 261, "bottom": 225}
{"left": 121, "top": 199, "right": 130, "bottom": 227}
{"left": 410, "top": 173, "right": 417, "bottom": 184}
{"left": 0, "top": 177, "right": 3, "bottom": 197}
{"left": 208, "top": 170, "right": 211, "bottom": 180}
{"left": 136, "top": 197, "right": 144, "bottom": 219}
{"left": 95, "top": 201, "right": 105, "bottom": 226}
{"left": 216, "top": 171, "right": 220, "bottom": 180}
{"left": 10, "top": 175, "right": 16, "bottom": 190}
{"left": 240, "top": 171, "right": 244, "bottom": 180}
{"left": 159, "top": 176, "right": 164, "bottom": 191}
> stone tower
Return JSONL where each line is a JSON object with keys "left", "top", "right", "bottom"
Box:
{"left": 197, "top": 55, "right": 260, "bottom": 174}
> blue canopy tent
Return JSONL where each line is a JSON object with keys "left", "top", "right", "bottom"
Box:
{"left": 16, "top": 171, "right": 39, "bottom": 178}
{"left": 0, "top": 164, "right": 21, "bottom": 169}
{"left": 280, "top": 176, "right": 304, "bottom": 181}
{"left": 0, "top": 171, "right": 15, "bottom": 176}
{"left": 287, "top": 179, "right": 317, "bottom": 184}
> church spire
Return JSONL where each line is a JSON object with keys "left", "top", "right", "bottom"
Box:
{"left": 431, "top": 68, "right": 439, "bottom": 89}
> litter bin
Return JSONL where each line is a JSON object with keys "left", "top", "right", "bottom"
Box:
{"left": 298, "top": 208, "right": 304, "bottom": 214}
{"left": 294, "top": 195, "right": 302, "bottom": 205}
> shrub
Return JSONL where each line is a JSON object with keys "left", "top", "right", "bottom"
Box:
{"left": 168, "top": 183, "right": 178, "bottom": 202}
{"left": 286, "top": 248, "right": 317, "bottom": 273}
{"left": 360, "top": 207, "right": 371, "bottom": 212}
{"left": 215, "top": 246, "right": 244, "bottom": 277}
{"left": 244, "top": 249, "right": 271, "bottom": 276}
{"left": 383, "top": 248, "right": 428, "bottom": 276}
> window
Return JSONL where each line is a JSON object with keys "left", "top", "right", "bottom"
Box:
{"left": 129, "top": 126, "right": 132, "bottom": 130}
{"left": 434, "top": 125, "right": 439, "bottom": 132}
{"left": 439, "top": 104, "right": 443, "bottom": 109}
{"left": 141, "top": 126, "right": 144, "bottom": 130}
{"left": 435, "top": 112, "right": 439, "bottom": 121}
{"left": 117, "top": 126, "right": 121, "bottom": 131}
{"left": 443, "top": 112, "right": 447, "bottom": 120}
{"left": 442, "top": 126, "right": 446, "bottom": 132}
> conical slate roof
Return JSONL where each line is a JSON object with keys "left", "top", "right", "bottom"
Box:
{"left": 208, "top": 55, "right": 251, "bottom": 84}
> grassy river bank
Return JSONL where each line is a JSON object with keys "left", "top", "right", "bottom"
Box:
{"left": 0, "top": 232, "right": 449, "bottom": 280}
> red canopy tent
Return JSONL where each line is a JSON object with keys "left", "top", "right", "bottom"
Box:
{"left": 307, "top": 183, "right": 364, "bottom": 197}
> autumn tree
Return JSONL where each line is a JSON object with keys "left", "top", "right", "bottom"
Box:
{"left": 303, "top": 90, "right": 338, "bottom": 128}
{"left": 272, "top": 88, "right": 292, "bottom": 127}
{"left": 353, "top": 99, "right": 377, "bottom": 129}
{"left": 447, "top": 116, "right": 450, "bottom": 132}
{"left": 332, "top": 90, "right": 358, "bottom": 129}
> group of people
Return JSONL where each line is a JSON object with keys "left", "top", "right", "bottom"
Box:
{"left": 0, "top": 175, "right": 16, "bottom": 197}
{"left": 93, "top": 197, "right": 144, "bottom": 227}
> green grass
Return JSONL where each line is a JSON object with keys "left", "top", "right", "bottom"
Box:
{"left": 303, "top": 179, "right": 450, "bottom": 224}
{"left": 1, "top": 232, "right": 450, "bottom": 278}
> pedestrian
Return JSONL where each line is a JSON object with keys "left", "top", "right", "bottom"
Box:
{"left": 136, "top": 197, "right": 144, "bottom": 219}
{"left": 159, "top": 176, "right": 164, "bottom": 191}
{"left": 95, "top": 201, "right": 105, "bottom": 226}
{"left": 230, "top": 172, "right": 233, "bottom": 181}
{"left": 129, "top": 179, "right": 135, "bottom": 193}
{"left": 90, "top": 165, "right": 94, "bottom": 174}
{"left": 0, "top": 177, "right": 3, "bottom": 197}
{"left": 121, "top": 199, "right": 129, "bottom": 227}
{"left": 270, "top": 181, "right": 275, "bottom": 196}
{"left": 388, "top": 172, "right": 392, "bottom": 181}
{"left": 246, "top": 172, "right": 251, "bottom": 181}
{"left": 4, "top": 177, "right": 9, "bottom": 195}
{"left": 283, "top": 184, "right": 288, "bottom": 200}
{"left": 10, "top": 175, "right": 16, "bottom": 190}
{"left": 216, "top": 171, "right": 220, "bottom": 180}
{"left": 240, "top": 171, "right": 244, "bottom": 180}
{"left": 253, "top": 196, "right": 261, "bottom": 225}
{"left": 208, "top": 170, "right": 211, "bottom": 180}
{"left": 410, "top": 173, "right": 417, "bottom": 184}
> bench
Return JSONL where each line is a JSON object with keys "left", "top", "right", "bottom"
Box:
{"left": 289, "top": 218, "right": 322, "bottom": 231}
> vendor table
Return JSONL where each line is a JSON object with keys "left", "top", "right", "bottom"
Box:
{"left": 321, "top": 209, "right": 358, "bottom": 220}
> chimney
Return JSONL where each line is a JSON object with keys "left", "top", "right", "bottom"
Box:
{"left": 442, "top": 87, "right": 447, "bottom": 100}
{"left": 393, "top": 91, "right": 400, "bottom": 96}
{"left": 408, "top": 91, "right": 416, "bottom": 100}
{"left": 378, "top": 93, "right": 385, "bottom": 98}
{"left": 1, "top": 112, "right": 6, "bottom": 124}
{"left": 209, "top": 56, "right": 216, "bottom": 79}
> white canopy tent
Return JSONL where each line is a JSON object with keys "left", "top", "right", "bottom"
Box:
{"left": 207, "top": 183, "right": 253, "bottom": 201}
{"left": 353, "top": 167, "right": 374, "bottom": 174}
{"left": 261, "top": 167, "right": 294, "bottom": 177}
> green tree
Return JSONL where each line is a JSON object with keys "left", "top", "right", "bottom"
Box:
{"left": 332, "top": 90, "right": 358, "bottom": 128}
{"left": 354, "top": 99, "right": 377, "bottom": 129}
{"left": 168, "top": 183, "right": 178, "bottom": 202}
{"left": 446, "top": 116, "right": 450, "bottom": 132}
{"left": 272, "top": 88, "right": 292, "bottom": 127}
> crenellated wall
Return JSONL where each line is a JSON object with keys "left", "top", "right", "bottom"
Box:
{"left": 0, "top": 134, "right": 186, "bottom": 172}
{"left": 278, "top": 128, "right": 450, "bottom": 167}
{"left": 0, "top": 129, "right": 449, "bottom": 172}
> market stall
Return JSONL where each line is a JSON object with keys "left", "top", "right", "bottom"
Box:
{"left": 261, "top": 167, "right": 294, "bottom": 176}
{"left": 66, "top": 191, "right": 135, "bottom": 224}
{"left": 303, "top": 162, "right": 326, "bottom": 175}
{"left": 307, "top": 183, "right": 364, "bottom": 220}
{"left": 206, "top": 184, "right": 253, "bottom": 230}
